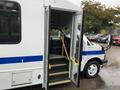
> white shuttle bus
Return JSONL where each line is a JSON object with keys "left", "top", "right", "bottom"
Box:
{"left": 0, "top": 0, "right": 107, "bottom": 89}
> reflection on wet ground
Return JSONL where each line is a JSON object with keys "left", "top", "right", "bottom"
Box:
{"left": 14, "top": 45, "right": 120, "bottom": 90}
{"left": 97, "top": 45, "right": 120, "bottom": 90}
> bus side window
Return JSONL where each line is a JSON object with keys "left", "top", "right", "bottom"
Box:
{"left": 0, "top": 1, "right": 21, "bottom": 44}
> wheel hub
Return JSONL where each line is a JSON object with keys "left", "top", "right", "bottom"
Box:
{"left": 88, "top": 64, "right": 98, "bottom": 76}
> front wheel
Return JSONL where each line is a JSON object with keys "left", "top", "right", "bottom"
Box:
{"left": 83, "top": 61, "right": 100, "bottom": 78}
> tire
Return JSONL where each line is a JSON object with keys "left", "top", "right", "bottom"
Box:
{"left": 83, "top": 61, "right": 100, "bottom": 78}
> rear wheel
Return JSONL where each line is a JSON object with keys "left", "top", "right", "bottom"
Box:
{"left": 83, "top": 61, "right": 100, "bottom": 78}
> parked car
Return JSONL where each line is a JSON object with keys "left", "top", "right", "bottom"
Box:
{"left": 112, "top": 35, "right": 120, "bottom": 45}
{"left": 94, "top": 34, "right": 103, "bottom": 41}
{"left": 97, "top": 34, "right": 109, "bottom": 43}
{"left": 86, "top": 34, "right": 96, "bottom": 41}
{"left": 87, "top": 34, "right": 103, "bottom": 41}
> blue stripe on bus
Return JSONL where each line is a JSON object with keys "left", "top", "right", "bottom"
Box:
{"left": 0, "top": 55, "right": 43, "bottom": 64}
{"left": 82, "top": 50, "right": 105, "bottom": 55}
{"left": 0, "top": 50, "right": 105, "bottom": 64}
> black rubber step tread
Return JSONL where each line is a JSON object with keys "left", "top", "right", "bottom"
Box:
{"left": 49, "top": 60, "right": 68, "bottom": 65}
{"left": 49, "top": 74, "right": 69, "bottom": 83}
{"left": 49, "top": 65, "right": 69, "bottom": 73}
{"left": 49, "top": 55, "right": 67, "bottom": 60}
{"left": 49, "top": 71, "right": 69, "bottom": 76}
{"left": 49, "top": 78, "right": 70, "bottom": 86}
{"left": 49, "top": 57, "right": 69, "bottom": 64}
{"left": 50, "top": 64, "right": 67, "bottom": 68}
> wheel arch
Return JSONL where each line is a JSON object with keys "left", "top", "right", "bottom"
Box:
{"left": 86, "top": 57, "right": 103, "bottom": 65}
{"left": 82, "top": 57, "right": 102, "bottom": 71}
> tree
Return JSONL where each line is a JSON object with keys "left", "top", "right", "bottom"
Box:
{"left": 82, "top": 0, "right": 120, "bottom": 33}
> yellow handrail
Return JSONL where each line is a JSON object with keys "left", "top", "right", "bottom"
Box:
{"left": 49, "top": 34, "right": 78, "bottom": 70}
{"left": 61, "top": 35, "right": 70, "bottom": 60}
{"left": 49, "top": 64, "right": 51, "bottom": 69}
{"left": 61, "top": 35, "right": 78, "bottom": 65}
{"left": 62, "top": 42, "right": 64, "bottom": 56}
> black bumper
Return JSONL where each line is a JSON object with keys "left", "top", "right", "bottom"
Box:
{"left": 101, "top": 60, "right": 108, "bottom": 67}
{"left": 101, "top": 60, "right": 108, "bottom": 64}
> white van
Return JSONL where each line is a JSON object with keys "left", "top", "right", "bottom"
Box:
{"left": 82, "top": 35, "right": 107, "bottom": 77}
{"left": 0, "top": 0, "right": 107, "bottom": 90}
{"left": 58, "top": 30, "right": 107, "bottom": 78}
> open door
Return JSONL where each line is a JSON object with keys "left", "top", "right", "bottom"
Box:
{"left": 44, "top": 6, "right": 51, "bottom": 90}
{"left": 70, "top": 11, "right": 83, "bottom": 87}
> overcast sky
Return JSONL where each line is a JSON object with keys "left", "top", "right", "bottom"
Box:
{"left": 68, "top": 0, "right": 120, "bottom": 7}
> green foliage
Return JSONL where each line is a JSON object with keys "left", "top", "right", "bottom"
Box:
{"left": 82, "top": 0, "right": 120, "bottom": 33}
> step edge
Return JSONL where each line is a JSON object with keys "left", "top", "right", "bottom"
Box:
{"left": 49, "top": 71, "right": 69, "bottom": 76}
{"left": 50, "top": 64, "right": 67, "bottom": 67}
{"left": 49, "top": 56, "right": 67, "bottom": 60}
{"left": 49, "top": 79, "right": 71, "bottom": 86}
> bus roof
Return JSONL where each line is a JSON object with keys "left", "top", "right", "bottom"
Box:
{"left": 45, "top": 0, "right": 82, "bottom": 12}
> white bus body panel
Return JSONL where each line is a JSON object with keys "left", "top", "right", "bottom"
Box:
{"left": 0, "top": 0, "right": 82, "bottom": 89}
{"left": 0, "top": 0, "right": 45, "bottom": 89}
{"left": 81, "top": 36, "right": 105, "bottom": 71}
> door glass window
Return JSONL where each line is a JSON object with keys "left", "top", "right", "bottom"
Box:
{"left": 50, "top": 30, "right": 61, "bottom": 40}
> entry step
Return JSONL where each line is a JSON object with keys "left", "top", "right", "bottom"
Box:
{"left": 49, "top": 71, "right": 69, "bottom": 76}
{"left": 49, "top": 55, "right": 67, "bottom": 60}
{"left": 50, "top": 63, "right": 67, "bottom": 68}
{"left": 49, "top": 57, "right": 69, "bottom": 65}
{"left": 49, "top": 78, "right": 71, "bottom": 86}
{"left": 49, "top": 74, "right": 69, "bottom": 84}
{"left": 49, "top": 65, "right": 69, "bottom": 73}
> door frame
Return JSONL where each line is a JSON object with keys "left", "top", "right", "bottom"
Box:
{"left": 44, "top": 5, "right": 51, "bottom": 90}
{"left": 69, "top": 9, "right": 84, "bottom": 87}
{"left": 77, "top": 9, "right": 84, "bottom": 87}
{"left": 44, "top": 6, "right": 85, "bottom": 89}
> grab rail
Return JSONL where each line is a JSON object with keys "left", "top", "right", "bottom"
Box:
{"left": 61, "top": 35, "right": 78, "bottom": 65}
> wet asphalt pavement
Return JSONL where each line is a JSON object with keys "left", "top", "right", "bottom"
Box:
{"left": 14, "top": 45, "right": 120, "bottom": 90}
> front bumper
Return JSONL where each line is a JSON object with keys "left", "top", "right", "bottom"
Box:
{"left": 102, "top": 59, "right": 108, "bottom": 64}
{"left": 101, "top": 60, "right": 108, "bottom": 67}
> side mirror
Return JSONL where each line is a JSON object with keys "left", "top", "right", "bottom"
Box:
{"left": 106, "top": 34, "right": 112, "bottom": 50}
